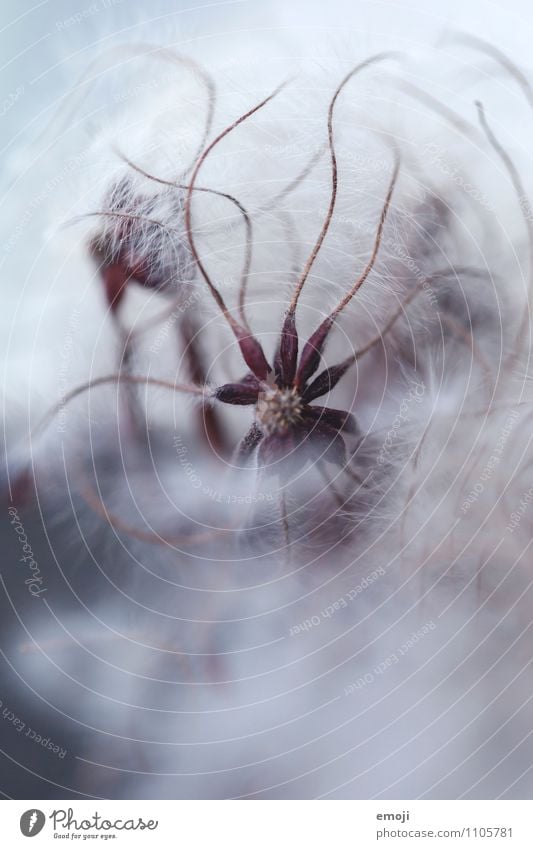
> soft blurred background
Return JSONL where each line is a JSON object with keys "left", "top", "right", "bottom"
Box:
{"left": 2, "top": 0, "right": 533, "bottom": 800}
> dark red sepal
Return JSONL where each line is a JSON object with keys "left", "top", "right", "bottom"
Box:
{"left": 303, "top": 405, "right": 359, "bottom": 435}
{"left": 296, "top": 316, "right": 334, "bottom": 388}
{"left": 305, "top": 420, "right": 347, "bottom": 467}
{"left": 238, "top": 373, "right": 261, "bottom": 388}
{"left": 214, "top": 382, "right": 260, "bottom": 405}
{"left": 234, "top": 327, "right": 272, "bottom": 381}
{"left": 274, "top": 312, "right": 299, "bottom": 387}
{"left": 301, "top": 355, "right": 354, "bottom": 402}
{"left": 257, "top": 431, "right": 295, "bottom": 467}
{"left": 102, "top": 263, "right": 130, "bottom": 312}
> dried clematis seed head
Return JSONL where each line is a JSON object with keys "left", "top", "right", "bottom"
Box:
{"left": 89, "top": 177, "right": 193, "bottom": 312}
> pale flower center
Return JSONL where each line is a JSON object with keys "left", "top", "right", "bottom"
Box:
{"left": 256, "top": 387, "right": 303, "bottom": 435}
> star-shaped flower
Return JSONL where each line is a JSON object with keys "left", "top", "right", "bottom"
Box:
{"left": 213, "top": 315, "right": 360, "bottom": 474}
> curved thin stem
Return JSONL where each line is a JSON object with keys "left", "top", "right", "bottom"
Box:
{"left": 307, "top": 264, "right": 485, "bottom": 398}
{"left": 32, "top": 374, "right": 207, "bottom": 442}
{"left": 113, "top": 149, "right": 254, "bottom": 329}
{"left": 388, "top": 76, "right": 483, "bottom": 141}
{"left": 443, "top": 32, "right": 533, "bottom": 111}
{"left": 295, "top": 151, "right": 400, "bottom": 391}
{"left": 185, "top": 82, "right": 288, "bottom": 338}
{"left": 287, "top": 53, "right": 401, "bottom": 316}
{"left": 279, "top": 489, "right": 292, "bottom": 563}
{"left": 329, "top": 154, "right": 400, "bottom": 324}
